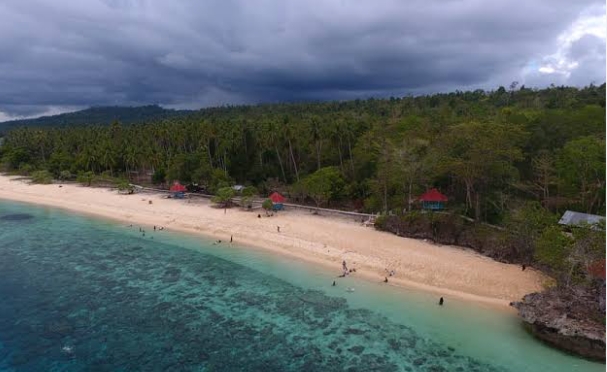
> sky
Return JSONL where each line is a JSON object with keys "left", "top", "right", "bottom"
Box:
{"left": 0, "top": 0, "right": 605, "bottom": 121}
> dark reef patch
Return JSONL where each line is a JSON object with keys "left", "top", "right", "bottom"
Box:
{"left": 0, "top": 213, "right": 34, "bottom": 221}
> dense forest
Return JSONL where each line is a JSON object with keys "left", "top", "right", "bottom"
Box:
{"left": 0, "top": 105, "right": 191, "bottom": 133}
{"left": 2, "top": 84, "right": 604, "bottom": 224}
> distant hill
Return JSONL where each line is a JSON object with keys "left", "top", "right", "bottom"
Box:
{"left": 0, "top": 105, "right": 192, "bottom": 133}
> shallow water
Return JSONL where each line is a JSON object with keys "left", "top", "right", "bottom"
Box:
{"left": 0, "top": 200, "right": 602, "bottom": 371}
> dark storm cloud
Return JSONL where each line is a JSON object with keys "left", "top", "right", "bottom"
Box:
{"left": 0, "top": 0, "right": 604, "bottom": 119}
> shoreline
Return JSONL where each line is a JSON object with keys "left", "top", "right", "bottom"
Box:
{"left": 0, "top": 175, "right": 546, "bottom": 310}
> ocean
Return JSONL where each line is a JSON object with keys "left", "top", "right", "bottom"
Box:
{"left": 0, "top": 200, "right": 602, "bottom": 371}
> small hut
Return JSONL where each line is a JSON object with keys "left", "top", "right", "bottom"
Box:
{"left": 418, "top": 188, "right": 448, "bottom": 211}
{"left": 170, "top": 182, "right": 187, "bottom": 199}
{"left": 558, "top": 210, "right": 605, "bottom": 230}
{"left": 269, "top": 192, "right": 285, "bottom": 211}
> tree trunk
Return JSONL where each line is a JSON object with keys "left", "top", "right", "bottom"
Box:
{"left": 407, "top": 181, "right": 413, "bottom": 211}
{"left": 207, "top": 141, "right": 213, "bottom": 168}
{"left": 288, "top": 139, "right": 299, "bottom": 182}
{"left": 383, "top": 179, "right": 388, "bottom": 213}
{"left": 315, "top": 140, "right": 322, "bottom": 170}
{"left": 347, "top": 137, "right": 355, "bottom": 175}
{"left": 475, "top": 192, "right": 481, "bottom": 221}
{"left": 337, "top": 136, "right": 344, "bottom": 171}
{"left": 275, "top": 146, "right": 287, "bottom": 183}
{"left": 465, "top": 180, "right": 473, "bottom": 214}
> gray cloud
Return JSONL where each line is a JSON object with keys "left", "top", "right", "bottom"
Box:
{"left": 0, "top": 0, "right": 604, "bottom": 119}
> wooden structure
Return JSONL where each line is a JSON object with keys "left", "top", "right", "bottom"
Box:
{"left": 269, "top": 192, "right": 285, "bottom": 211}
{"left": 170, "top": 182, "right": 187, "bottom": 199}
{"left": 418, "top": 188, "right": 448, "bottom": 211}
{"left": 558, "top": 210, "right": 605, "bottom": 230}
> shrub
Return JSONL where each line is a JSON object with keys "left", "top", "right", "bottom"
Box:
{"left": 76, "top": 171, "right": 94, "bottom": 186}
{"left": 262, "top": 199, "right": 273, "bottom": 214}
{"left": 211, "top": 187, "right": 235, "bottom": 208}
{"left": 117, "top": 179, "right": 134, "bottom": 193}
{"left": 30, "top": 170, "right": 53, "bottom": 184}
{"left": 152, "top": 168, "right": 166, "bottom": 185}
{"left": 59, "top": 170, "right": 73, "bottom": 181}
{"left": 242, "top": 186, "right": 258, "bottom": 197}
{"left": 18, "top": 163, "right": 34, "bottom": 176}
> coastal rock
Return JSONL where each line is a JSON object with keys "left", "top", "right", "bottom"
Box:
{"left": 511, "top": 287, "right": 606, "bottom": 361}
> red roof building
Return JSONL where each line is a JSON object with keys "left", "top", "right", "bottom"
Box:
{"left": 418, "top": 188, "right": 448, "bottom": 210}
{"left": 170, "top": 182, "right": 187, "bottom": 193}
{"left": 269, "top": 192, "right": 285, "bottom": 204}
{"left": 418, "top": 188, "right": 449, "bottom": 202}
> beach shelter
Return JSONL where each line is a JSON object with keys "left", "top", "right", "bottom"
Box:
{"left": 170, "top": 181, "right": 187, "bottom": 199}
{"left": 269, "top": 192, "right": 285, "bottom": 211}
{"left": 418, "top": 188, "right": 448, "bottom": 211}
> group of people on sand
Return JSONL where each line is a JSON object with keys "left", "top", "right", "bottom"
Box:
{"left": 339, "top": 260, "right": 356, "bottom": 277}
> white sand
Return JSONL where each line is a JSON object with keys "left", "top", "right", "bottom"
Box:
{"left": 0, "top": 175, "right": 546, "bottom": 308}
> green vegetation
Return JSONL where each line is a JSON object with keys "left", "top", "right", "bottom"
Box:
{"left": 262, "top": 199, "right": 274, "bottom": 214}
{"left": 295, "top": 166, "right": 344, "bottom": 207}
{"left": 117, "top": 179, "right": 134, "bottom": 193}
{"left": 30, "top": 170, "right": 53, "bottom": 184}
{"left": 76, "top": 171, "right": 94, "bottom": 186}
{"left": 240, "top": 186, "right": 258, "bottom": 209}
{"left": 212, "top": 187, "right": 235, "bottom": 209}
{"left": 0, "top": 84, "right": 604, "bottom": 224}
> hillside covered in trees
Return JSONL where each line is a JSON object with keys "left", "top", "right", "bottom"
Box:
{"left": 2, "top": 84, "right": 604, "bottom": 224}
{"left": 0, "top": 105, "right": 191, "bottom": 134}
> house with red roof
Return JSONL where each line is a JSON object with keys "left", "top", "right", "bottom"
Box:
{"left": 269, "top": 192, "right": 285, "bottom": 210}
{"left": 170, "top": 181, "right": 187, "bottom": 199}
{"left": 418, "top": 188, "right": 448, "bottom": 211}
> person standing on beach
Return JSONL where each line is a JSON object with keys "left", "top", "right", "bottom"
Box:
{"left": 230, "top": 235, "right": 233, "bottom": 243}
{"left": 277, "top": 226, "right": 280, "bottom": 233}
{"left": 439, "top": 297, "right": 444, "bottom": 306}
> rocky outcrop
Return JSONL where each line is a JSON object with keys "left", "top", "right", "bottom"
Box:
{"left": 511, "top": 287, "right": 606, "bottom": 362}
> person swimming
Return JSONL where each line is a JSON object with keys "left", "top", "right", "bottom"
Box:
{"left": 346, "top": 287, "right": 355, "bottom": 292}
{"left": 332, "top": 280, "right": 336, "bottom": 286}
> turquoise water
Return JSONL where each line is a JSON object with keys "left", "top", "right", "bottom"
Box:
{"left": 0, "top": 200, "right": 602, "bottom": 371}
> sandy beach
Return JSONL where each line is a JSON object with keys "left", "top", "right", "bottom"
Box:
{"left": 0, "top": 175, "right": 546, "bottom": 308}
